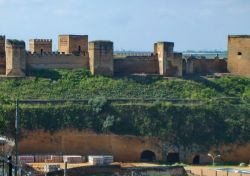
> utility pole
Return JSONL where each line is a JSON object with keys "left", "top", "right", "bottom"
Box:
{"left": 15, "top": 99, "right": 19, "bottom": 176}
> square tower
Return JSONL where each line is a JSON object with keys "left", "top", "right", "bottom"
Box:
{"left": 29, "top": 39, "right": 52, "bottom": 54}
{"left": 228, "top": 35, "right": 250, "bottom": 77}
{"left": 58, "top": 35, "right": 88, "bottom": 54}
{"left": 154, "top": 42, "right": 174, "bottom": 76}
{"left": 5, "top": 40, "right": 26, "bottom": 77}
{"left": 88, "top": 40, "right": 113, "bottom": 76}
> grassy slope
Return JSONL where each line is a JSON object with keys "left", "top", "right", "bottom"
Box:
{"left": 0, "top": 69, "right": 249, "bottom": 100}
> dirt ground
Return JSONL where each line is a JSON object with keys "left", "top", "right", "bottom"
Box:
{"left": 28, "top": 162, "right": 163, "bottom": 172}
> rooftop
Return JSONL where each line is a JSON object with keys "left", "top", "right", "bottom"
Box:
{"left": 228, "top": 35, "right": 250, "bottom": 38}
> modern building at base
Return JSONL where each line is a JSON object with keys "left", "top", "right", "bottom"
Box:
{"left": 0, "top": 34, "right": 249, "bottom": 78}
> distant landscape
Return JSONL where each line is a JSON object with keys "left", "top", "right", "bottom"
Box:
{"left": 114, "top": 50, "right": 228, "bottom": 59}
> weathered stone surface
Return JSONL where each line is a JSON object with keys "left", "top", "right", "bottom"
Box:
{"left": 5, "top": 39, "right": 26, "bottom": 77}
{"left": 228, "top": 35, "right": 250, "bottom": 77}
{"left": 29, "top": 39, "right": 52, "bottom": 54}
{"left": 58, "top": 35, "right": 88, "bottom": 54}
{"left": 89, "top": 40, "right": 114, "bottom": 76}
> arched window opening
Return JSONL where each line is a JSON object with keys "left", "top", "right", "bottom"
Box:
{"left": 140, "top": 150, "right": 156, "bottom": 162}
{"left": 192, "top": 155, "right": 200, "bottom": 165}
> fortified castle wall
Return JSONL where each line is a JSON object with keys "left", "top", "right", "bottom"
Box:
{"left": 114, "top": 56, "right": 159, "bottom": 75}
{"left": 114, "top": 42, "right": 183, "bottom": 76}
{"left": 26, "top": 52, "right": 89, "bottom": 70}
{"left": 183, "top": 57, "right": 227, "bottom": 75}
{"left": 1, "top": 34, "right": 249, "bottom": 77}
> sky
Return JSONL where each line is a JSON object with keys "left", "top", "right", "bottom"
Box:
{"left": 0, "top": 0, "right": 250, "bottom": 51}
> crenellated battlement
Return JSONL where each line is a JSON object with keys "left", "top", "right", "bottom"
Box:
{"left": 29, "top": 39, "right": 52, "bottom": 43}
{"left": 0, "top": 35, "right": 5, "bottom": 40}
{"left": 26, "top": 51, "right": 88, "bottom": 57}
{"left": 6, "top": 39, "right": 25, "bottom": 48}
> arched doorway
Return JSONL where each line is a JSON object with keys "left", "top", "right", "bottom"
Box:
{"left": 192, "top": 155, "right": 200, "bottom": 165}
{"left": 167, "top": 153, "right": 180, "bottom": 164}
{"left": 140, "top": 150, "right": 156, "bottom": 162}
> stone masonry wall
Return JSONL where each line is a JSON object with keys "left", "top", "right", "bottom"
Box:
{"left": 26, "top": 53, "right": 89, "bottom": 69}
{"left": 193, "top": 58, "right": 227, "bottom": 74}
{"left": 5, "top": 40, "right": 26, "bottom": 76}
{"left": 89, "top": 41, "right": 114, "bottom": 76}
{"left": 19, "top": 130, "right": 163, "bottom": 162}
{"left": 58, "top": 35, "right": 88, "bottom": 54}
{"left": 114, "top": 56, "right": 159, "bottom": 75}
{"left": 228, "top": 35, "right": 250, "bottom": 77}
{"left": 29, "top": 39, "right": 52, "bottom": 54}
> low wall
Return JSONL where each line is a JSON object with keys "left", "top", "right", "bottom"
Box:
{"left": 26, "top": 53, "right": 89, "bottom": 69}
{"left": 48, "top": 165, "right": 186, "bottom": 176}
{"left": 19, "top": 130, "right": 250, "bottom": 164}
{"left": 114, "top": 56, "right": 159, "bottom": 75}
{"left": 19, "top": 130, "right": 163, "bottom": 162}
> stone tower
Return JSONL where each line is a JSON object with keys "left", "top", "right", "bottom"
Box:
{"left": 58, "top": 35, "right": 88, "bottom": 54}
{"left": 228, "top": 35, "right": 250, "bottom": 77}
{"left": 29, "top": 39, "right": 52, "bottom": 54}
{"left": 154, "top": 42, "right": 174, "bottom": 76}
{"left": 5, "top": 40, "right": 26, "bottom": 77}
{"left": 88, "top": 40, "right": 113, "bottom": 76}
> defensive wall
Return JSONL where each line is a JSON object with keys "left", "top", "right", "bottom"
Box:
{"left": 114, "top": 56, "right": 159, "bottom": 75}
{"left": 18, "top": 130, "right": 250, "bottom": 164}
{"left": 228, "top": 35, "right": 250, "bottom": 77}
{"left": 183, "top": 57, "right": 227, "bottom": 75}
{"left": 1, "top": 34, "right": 250, "bottom": 77}
{"left": 26, "top": 52, "right": 89, "bottom": 70}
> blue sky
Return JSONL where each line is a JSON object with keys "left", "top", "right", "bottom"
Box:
{"left": 0, "top": 0, "right": 249, "bottom": 51}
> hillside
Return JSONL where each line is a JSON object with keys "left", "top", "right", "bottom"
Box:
{"left": 0, "top": 69, "right": 249, "bottom": 100}
{"left": 0, "top": 69, "right": 250, "bottom": 146}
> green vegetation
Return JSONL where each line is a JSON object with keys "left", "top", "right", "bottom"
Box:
{"left": 0, "top": 68, "right": 249, "bottom": 100}
{"left": 0, "top": 69, "right": 250, "bottom": 147}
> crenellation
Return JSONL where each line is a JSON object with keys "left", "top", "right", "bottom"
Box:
{"left": 0, "top": 33, "right": 248, "bottom": 78}
{"left": 29, "top": 38, "right": 52, "bottom": 54}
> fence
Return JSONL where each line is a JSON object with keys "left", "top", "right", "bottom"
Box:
{"left": 188, "top": 167, "right": 250, "bottom": 176}
{"left": 0, "top": 156, "right": 38, "bottom": 176}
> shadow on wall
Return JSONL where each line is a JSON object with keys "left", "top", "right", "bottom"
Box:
{"left": 26, "top": 69, "right": 62, "bottom": 80}
{"left": 113, "top": 74, "right": 163, "bottom": 85}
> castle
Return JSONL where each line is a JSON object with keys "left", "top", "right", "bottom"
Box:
{"left": 0, "top": 34, "right": 249, "bottom": 77}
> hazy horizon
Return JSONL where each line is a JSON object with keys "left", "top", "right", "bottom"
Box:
{"left": 0, "top": 0, "right": 249, "bottom": 51}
